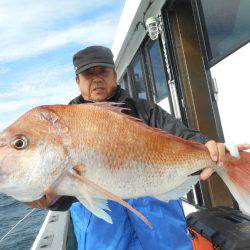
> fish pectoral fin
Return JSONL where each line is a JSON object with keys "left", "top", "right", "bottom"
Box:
{"left": 154, "top": 176, "right": 199, "bottom": 201}
{"left": 77, "top": 196, "right": 113, "bottom": 224}
{"left": 69, "top": 171, "right": 152, "bottom": 228}
{"left": 93, "top": 198, "right": 111, "bottom": 211}
{"left": 80, "top": 188, "right": 96, "bottom": 211}
{"left": 59, "top": 170, "right": 112, "bottom": 223}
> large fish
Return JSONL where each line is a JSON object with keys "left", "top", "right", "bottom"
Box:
{"left": 0, "top": 103, "right": 249, "bottom": 227}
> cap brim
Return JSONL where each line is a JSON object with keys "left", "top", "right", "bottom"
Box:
{"left": 76, "top": 62, "right": 115, "bottom": 74}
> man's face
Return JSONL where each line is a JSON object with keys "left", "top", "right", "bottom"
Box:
{"left": 76, "top": 66, "right": 117, "bottom": 102}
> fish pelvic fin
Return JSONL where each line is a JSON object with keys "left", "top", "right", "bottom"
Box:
{"left": 69, "top": 171, "right": 152, "bottom": 229}
{"left": 218, "top": 149, "right": 250, "bottom": 215}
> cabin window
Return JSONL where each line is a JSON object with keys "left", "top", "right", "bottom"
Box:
{"left": 118, "top": 77, "right": 126, "bottom": 90}
{"left": 146, "top": 40, "right": 169, "bottom": 102}
{"left": 197, "top": 0, "right": 250, "bottom": 65}
{"left": 118, "top": 72, "right": 134, "bottom": 97}
{"left": 130, "top": 54, "right": 148, "bottom": 100}
{"left": 118, "top": 73, "right": 129, "bottom": 91}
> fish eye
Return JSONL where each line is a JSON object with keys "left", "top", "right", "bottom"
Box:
{"left": 11, "top": 135, "right": 28, "bottom": 150}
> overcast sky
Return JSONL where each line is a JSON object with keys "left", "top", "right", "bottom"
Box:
{"left": 0, "top": 0, "right": 125, "bottom": 131}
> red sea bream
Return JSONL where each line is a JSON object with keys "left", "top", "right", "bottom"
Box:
{"left": 0, "top": 103, "right": 249, "bottom": 227}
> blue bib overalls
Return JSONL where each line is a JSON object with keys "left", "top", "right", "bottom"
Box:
{"left": 70, "top": 197, "right": 192, "bottom": 250}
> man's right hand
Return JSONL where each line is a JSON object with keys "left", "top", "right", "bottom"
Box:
{"left": 24, "top": 187, "right": 59, "bottom": 209}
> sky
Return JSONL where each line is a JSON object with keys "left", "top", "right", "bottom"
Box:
{"left": 0, "top": 0, "right": 125, "bottom": 131}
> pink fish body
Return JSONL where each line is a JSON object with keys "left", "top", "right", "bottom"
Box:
{"left": 0, "top": 103, "right": 249, "bottom": 226}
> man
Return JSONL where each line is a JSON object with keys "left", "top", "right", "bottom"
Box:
{"left": 27, "top": 46, "right": 226, "bottom": 249}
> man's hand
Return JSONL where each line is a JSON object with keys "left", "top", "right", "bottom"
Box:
{"left": 201, "top": 141, "right": 250, "bottom": 181}
{"left": 200, "top": 140, "right": 226, "bottom": 181}
{"left": 24, "top": 187, "right": 59, "bottom": 209}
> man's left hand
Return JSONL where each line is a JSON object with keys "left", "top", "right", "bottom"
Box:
{"left": 200, "top": 140, "right": 226, "bottom": 181}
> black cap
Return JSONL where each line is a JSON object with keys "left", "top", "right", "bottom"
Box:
{"left": 73, "top": 46, "right": 115, "bottom": 74}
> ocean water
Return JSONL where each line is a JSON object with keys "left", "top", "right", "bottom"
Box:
{"left": 0, "top": 194, "right": 47, "bottom": 250}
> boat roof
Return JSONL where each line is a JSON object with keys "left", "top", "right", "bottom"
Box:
{"left": 112, "top": 0, "right": 166, "bottom": 79}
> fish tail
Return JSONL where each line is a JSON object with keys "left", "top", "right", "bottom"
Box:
{"left": 217, "top": 151, "right": 250, "bottom": 215}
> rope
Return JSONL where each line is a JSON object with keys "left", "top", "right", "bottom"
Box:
{"left": 0, "top": 208, "right": 36, "bottom": 244}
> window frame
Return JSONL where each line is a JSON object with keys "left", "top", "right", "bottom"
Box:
{"left": 192, "top": 0, "right": 250, "bottom": 67}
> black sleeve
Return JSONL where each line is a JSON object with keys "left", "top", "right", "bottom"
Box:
{"left": 137, "top": 99, "right": 210, "bottom": 144}
{"left": 49, "top": 196, "right": 78, "bottom": 212}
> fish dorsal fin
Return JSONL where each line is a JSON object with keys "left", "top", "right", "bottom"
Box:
{"left": 85, "top": 102, "right": 145, "bottom": 123}
{"left": 84, "top": 102, "right": 145, "bottom": 124}
{"left": 85, "top": 102, "right": 205, "bottom": 150}
{"left": 85, "top": 102, "right": 130, "bottom": 114}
